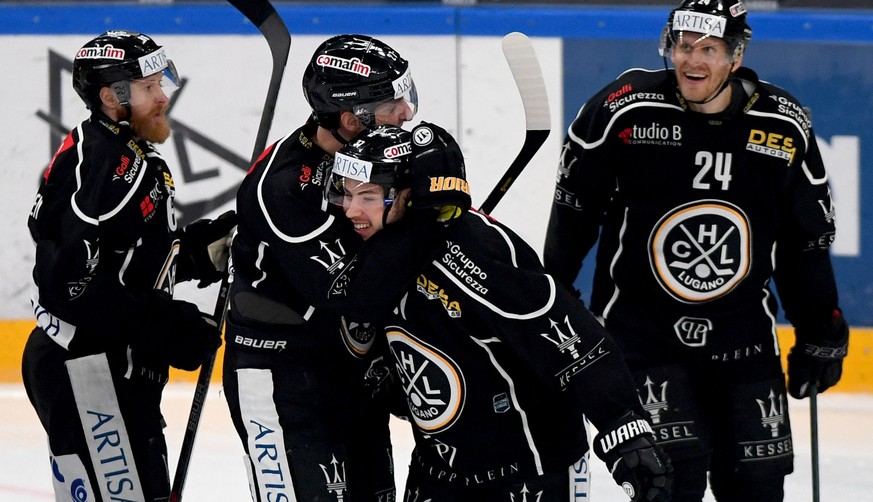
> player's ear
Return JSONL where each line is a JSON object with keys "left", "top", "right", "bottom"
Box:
{"left": 339, "top": 110, "right": 365, "bottom": 135}
{"left": 99, "top": 86, "right": 119, "bottom": 108}
{"left": 730, "top": 54, "right": 743, "bottom": 72}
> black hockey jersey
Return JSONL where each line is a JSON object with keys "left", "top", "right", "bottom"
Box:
{"left": 29, "top": 114, "right": 180, "bottom": 353}
{"left": 544, "top": 67, "right": 839, "bottom": 360}
{"left": 384, "top": 211, "right": 641, "bottom": 482}
{"left": 231, "top": 119, "right": 443, "bottom": 355}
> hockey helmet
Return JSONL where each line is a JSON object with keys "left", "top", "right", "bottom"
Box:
{"left": 659, "top": 0, "right": 752, "bottom": 62}
{"left": 327, "top": 125, "right": 412, "bottom": 207}
{"left": 73, "top": 30, "right": 180, "bottom": 109}
{"left": 303, "top": 34, "right": 418, "bottom": 129}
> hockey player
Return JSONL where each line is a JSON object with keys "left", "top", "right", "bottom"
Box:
{"left": 543, "top": 1, "right": 849, "bottom": 500}
{"left": 330, "top": 123, "right": 673, "bottom": 502}
{"left": 223, "top": 34, "right": 444, "bottom": 501}
{"left": 23, "top": 31, "right": 234, "bottom": 501}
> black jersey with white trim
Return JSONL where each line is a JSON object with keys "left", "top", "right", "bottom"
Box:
{"left": 28, "top": 114, "right": 179, "bottom": 352}
{"left": 232, "top": 119, "right": 449, "bottom": 332}
{"left": 384, "top": 211, "right": 641, "bottom": 480}
{"left": 544, "top": 67, "right": 839, "bottom": 358}
{"left": 231, "top": 119, "right": 356, "bottom": 322}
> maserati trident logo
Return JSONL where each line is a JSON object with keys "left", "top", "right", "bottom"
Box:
{"left": 510, "top": 484, "right": 543, "bottom": 502}
{"left": 756, "top": 389, "right": 785, "bottom": 438}
{"left": 319, "top": 454, "right": 347, "bottom": 501}
{"left": 540, "top": 315, "right": 581, "bottom": 359}
{"left": 640, "top": 376, "right": 669, "bottom": 425}
{"left": 310, "top": 238, "right": 347, "bottom": 273}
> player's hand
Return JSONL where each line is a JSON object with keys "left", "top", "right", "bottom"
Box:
{"left": 593, "top": 411, "right": 672, "bottom": 502}
{"left": 788, "top": 308, "right": 849, "bottom": 399}
{"left": 407, "top": 122, "right": 471, "bottom": 223}
{"left": 135, "top": 291, "right": 222, "bottom": 371}
{"left": 177, "top": 210, "right": 237, "bottom": 288}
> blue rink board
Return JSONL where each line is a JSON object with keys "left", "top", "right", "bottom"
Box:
{"left": 3, "top": 3, "right": 872, "bottom": 325}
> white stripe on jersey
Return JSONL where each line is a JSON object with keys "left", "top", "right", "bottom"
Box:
{"left": 433, "top": 213, "right": 555, "bottom": 319}
{"left": 568, "top": 101, "right": 684, "bottom": 150}
{"left": 471, "top": 337, "right": 544, "bottom": 476}
{"left": 257, "top": 133, "right": 335, "bottom": 243}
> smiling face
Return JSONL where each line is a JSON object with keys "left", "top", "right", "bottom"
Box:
{"left": 670, "top": 32, "right": 741, "bottom": 113}
{"left": 341, "top": 180, "right": 390, "bottom": 241}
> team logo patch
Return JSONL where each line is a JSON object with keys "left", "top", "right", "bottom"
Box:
{"left": 649, "top": 200, "right": 751, "bottom": 302}
{"left": 340, "top": 317, "right": 376, "bottom": 358}
{"left": 387, "top": 327, "right": 464, "bottom": 432}
{"left": 412, "top": 126, "right": 433, "bottom": 147}
{"left": 673, "top": 316, "right": 712, "bottom": 347}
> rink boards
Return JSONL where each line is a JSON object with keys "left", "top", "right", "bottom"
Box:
{"left": 0, "top": 4, "right": 871, "bottom": 389}
{"left": 1, "top": 320, "right": 871, "bottom": 393}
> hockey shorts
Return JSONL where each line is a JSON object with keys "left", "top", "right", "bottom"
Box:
{"left": 630, "top": 359, "right": 794, "bottom": 480}
{"left": 404, "top": 448, "right": 591, "bottom": 501}
{"left": 22, "top": 327, "right": 170, "bottom": 501}
{"left": 222, "top": 319, "right": 395, "bottom": 502}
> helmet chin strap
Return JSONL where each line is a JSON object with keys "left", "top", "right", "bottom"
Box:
{"left": 330, "top": 128, "right": 350, "bottom": 145}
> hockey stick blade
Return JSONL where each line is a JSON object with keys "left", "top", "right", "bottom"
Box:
{"left": 479, "top": 32, "right": 551, "bottom": 215}
{"left": 170, "top": 2, "right": 290, "bottom": 500}
{"left": 228, "top": 0, "right": 292, "bottom": 163}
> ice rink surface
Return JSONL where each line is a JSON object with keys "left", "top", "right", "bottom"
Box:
{"left": 2, "top": 383, "right": 871, "bottom": 501}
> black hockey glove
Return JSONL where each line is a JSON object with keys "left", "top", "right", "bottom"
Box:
{"left": 177, "top": 210, "right": 237, "bottom": 288}
{"left": 134, "top": 290, "right": 222, "bottom": 371}
{"left": 593, "top": 411, "right": 672, "bottom": 502}
{"left": 787, "top": 308, "right": 849, "bottom": 399}
{"left": 407, "top": 122, "right": 471, "bottom": 223}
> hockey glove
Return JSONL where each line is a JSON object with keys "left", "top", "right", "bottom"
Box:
{"left": 787, "top": 308, "right": 849, "bottom": 399}
{"left": 407, "top": 122, "right": 471, "bottom": 223}
{"left": 177, "top": 210, "right": 237, "bottom": 288}
{"left": 134, "top": 290, "right": 222, "bottom": 371}
{"left": 593, "top": 411, "right": 672, "bottom": 502}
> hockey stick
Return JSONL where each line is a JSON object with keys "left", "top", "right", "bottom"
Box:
{"left": 170, "top": 2, "right": 290, "bottom": 501}
{"left": 810, "top": 382, "right": 821, "bottom": 502}
{"left": 479, "top": 32, "right": 551, "bottom": 215}
{"left": 231, "top": 0, "right": 293, "bottom": 164}
{"left": 802, "top": 104, "right": 822, "bottom": 502}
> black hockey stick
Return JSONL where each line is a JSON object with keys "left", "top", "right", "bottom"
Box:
{"left": 479, "top": 32, "right": 551, "bottom": 215}
{"left": 231, "top": 0, "right": 292, "bottom": 164}
{"left": 169, "top": 275, "right": 231, "bottom": 502}
{"left": 170, "top": 2, "right": 290, "bottom": 500}
{"left": 803, "top": 104, "right": 822, "bottom": 502}
{"left": 810, "top": 382, "right": 821, "bottom": 502}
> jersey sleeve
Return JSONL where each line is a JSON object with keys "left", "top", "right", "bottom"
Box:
{"left": 460, "top": 216, "right": 642, "bottom": 426}
{"left": 235, "top": 137, "right": 443, "bottom": 321}
{"left": 543, "top": 89, "right": 619, "bottom": 293}
{"left": 773, "top": 126, "right": 841, "bottom": 328}
{"left": 333, "top": 213, "right": 452, "bottom": 320}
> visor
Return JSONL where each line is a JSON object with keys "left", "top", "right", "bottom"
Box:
{"left": 355, "top": 68, "right": 418, "bottom": 126}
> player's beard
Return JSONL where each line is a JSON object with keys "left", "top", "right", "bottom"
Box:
{"left": 130, "top": 103, "right": 171, "bottom": 144}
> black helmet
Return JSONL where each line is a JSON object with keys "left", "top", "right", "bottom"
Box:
{"left": 660, "top": 0, "right": 752, "bottom": 62}
{"left": 303, "top": 34, "right": 418, "bottom": 129}
{"left": 327, "top": 125, "right": 412, "bottom": 207}
{"left": 73, "top": 30, "right": 179, "bottom": 109}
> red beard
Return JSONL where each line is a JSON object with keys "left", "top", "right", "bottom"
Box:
{"left": 130, "top": 104, "right": 171, "bottom": 144}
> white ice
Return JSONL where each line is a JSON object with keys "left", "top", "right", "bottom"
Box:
{"left": 2, "top": 384, "right": 871, "bottom": 501}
